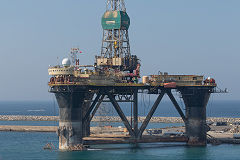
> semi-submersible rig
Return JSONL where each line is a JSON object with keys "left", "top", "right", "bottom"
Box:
{"left": 48, "top": 0, "right": 217, "bottom": 150}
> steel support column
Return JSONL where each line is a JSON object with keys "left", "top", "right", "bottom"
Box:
{"left": 107, "top": 92, "right": 135, "bottom": 137}
{"left": 82, "top": 92, "right": 94, "bottom": 137}
{"left": 83, "top": 93, "right": 101, "bottom": 122}
{"left": 133, "top": 89, "right": 138, "bottom": 138}
{"left": 138, "top": 91, "right": 165, "bottom": 137}
{"left": 166, "top": 90, "right": 186, "bottom": 123}
{"left": 90, "top": 95, "right": 105, "bottom": 122}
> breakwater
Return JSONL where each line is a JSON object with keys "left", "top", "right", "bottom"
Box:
{"left": 0, "top": 125, "right": 57, "bottom": 132}
{"left": 0, "top": 115, "right": 240, "bottom": 123}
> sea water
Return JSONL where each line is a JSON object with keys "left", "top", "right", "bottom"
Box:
{"left": 0, "top": 100, "right": 240, "bottom": 160}
{"left": 0, "top": 131, "right": 240, "bottom": 160}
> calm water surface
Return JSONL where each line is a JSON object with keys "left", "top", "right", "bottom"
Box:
{"left": 0, "top": 101, "right": 240, "bottom": 159}
{"left": 0, "top": 132, "right": 240, "bottom": 160}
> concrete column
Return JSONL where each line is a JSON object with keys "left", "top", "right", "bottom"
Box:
{"left": 179, "top": 87, "right": 212, "bottom": 146}
{"left": 55, "top": 90, "right": 87, "bottom": 150}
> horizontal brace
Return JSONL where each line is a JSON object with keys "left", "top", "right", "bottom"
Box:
{"left": 84, "top": 100, "right": 134, "bottom": 103}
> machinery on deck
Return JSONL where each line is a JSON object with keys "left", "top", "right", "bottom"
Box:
{"left": 48, "top": 58, "right": 215, "bottom": 87}
{"left": 48, "top": 0, "right": 216, "bottom": 88}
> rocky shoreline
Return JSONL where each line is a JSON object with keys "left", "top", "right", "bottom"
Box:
{"left": 0, "top": 115, "right": 240, "bottom": 123}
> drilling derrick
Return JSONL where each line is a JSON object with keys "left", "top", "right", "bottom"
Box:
{"left": 97, "top": 0, "right": 139, "bottom": 72}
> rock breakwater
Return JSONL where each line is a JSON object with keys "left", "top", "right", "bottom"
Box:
{"left": 0, "top": 115, "right": 58, "bottom": 121}
{"left": 0, "top": 115, "right": 240, "bottom": 123}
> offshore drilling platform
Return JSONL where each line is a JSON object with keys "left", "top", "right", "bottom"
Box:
{"left": 48, "top": 0, "right": 217, "bottom": 150}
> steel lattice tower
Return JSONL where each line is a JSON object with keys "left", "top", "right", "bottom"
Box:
{"left": 106, "top": 0, "right": 126, "bottom": 12}
{"left": 101, "top": 0, "right": 130, "bottom": 59}
{"left": 96, "top": 0, "right": 138, "bottom": 71}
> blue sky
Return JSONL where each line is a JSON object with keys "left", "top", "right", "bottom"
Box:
{"left": 0, "top": 0, "right": 239, "bottom": 101}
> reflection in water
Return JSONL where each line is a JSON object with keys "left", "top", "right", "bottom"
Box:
{"left": 129, "top": 143, "right": 143, "bottom": 153}
{"left": 57, "top": 143, "right": 188, "bottom": 160}
{"left": 182, "top": 146, "right": 208, "bottom": 160}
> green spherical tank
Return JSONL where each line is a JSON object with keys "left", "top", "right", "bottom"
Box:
{"left": 101, "top": 11, "right": 130, "bottom": 30}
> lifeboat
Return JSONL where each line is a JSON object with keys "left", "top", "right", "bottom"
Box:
{"left": 164, "top": 82, "right": 177, "bottom": 88}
